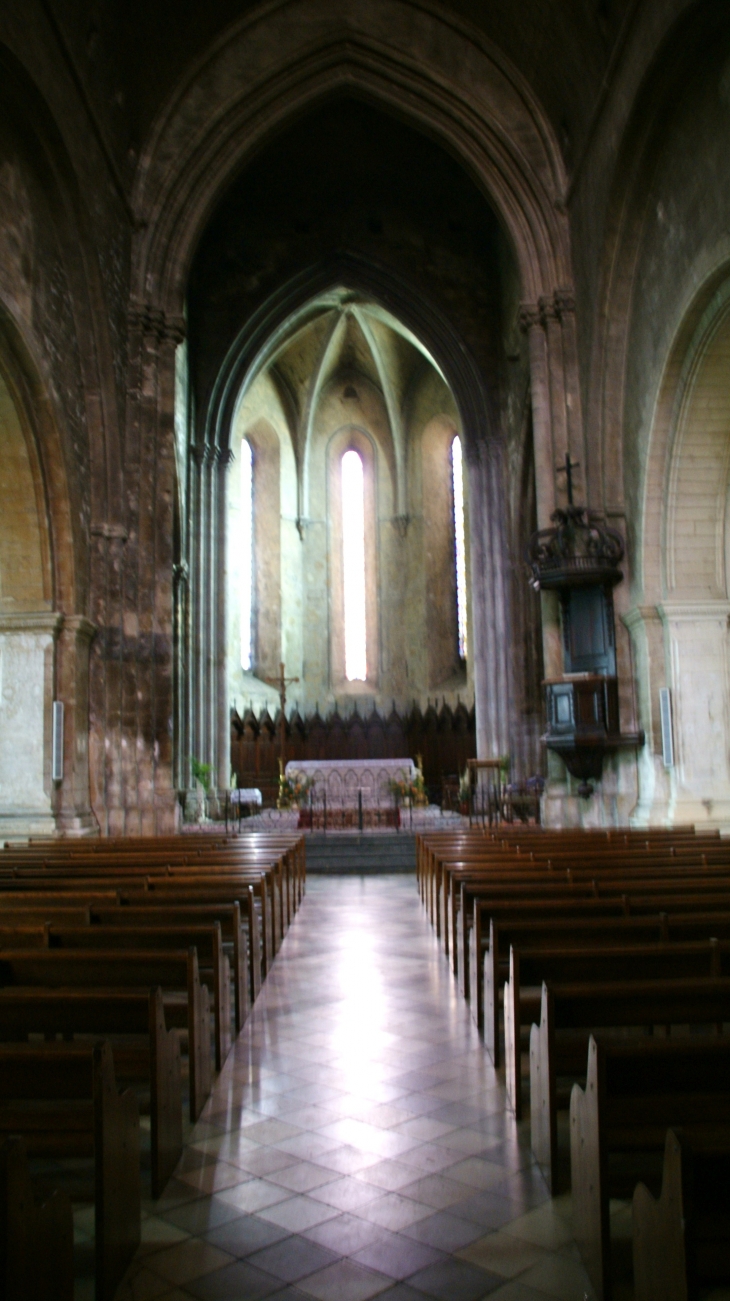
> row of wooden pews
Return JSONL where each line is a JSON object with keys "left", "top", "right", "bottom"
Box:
{"left": 0, "top": 829, "right": 305, "bottom": 1300}
{"left": 416, "top": 824, "right": 730, "bottom": 1301}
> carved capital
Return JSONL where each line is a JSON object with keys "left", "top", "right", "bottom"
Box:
{"left": 538, "top": 295, "right": 559, "bottom": 328}
{"left": 215, "top": 446, "right": 235, "bottom": 469}
{"left": 59, "top": 614, "right": 98, "bottom": 645}
{"left": 518, "top": 303, "right": 541, "bottom": 334}
{"left": 553, "top": 288, "right": 575, "bottom": 321}
{"left": 392, "top": 515, "right": 410, "bottom": 538}
{"left": 128, "top": 300, "right": 186, "bottom": 344}
{"left": 189, "top": 442, "right": 215, "bottom": 468}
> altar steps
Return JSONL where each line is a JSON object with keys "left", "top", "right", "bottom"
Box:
{"left": 305, "top": 833, "right": 416, "bottom": 875}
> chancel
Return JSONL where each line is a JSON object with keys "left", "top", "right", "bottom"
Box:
{"left": 3, "top": 3, "right": 730, "bottom": 1299}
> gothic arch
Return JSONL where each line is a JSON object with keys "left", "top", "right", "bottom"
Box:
{"left": 130, "top": 0, "right": 570, "bottom": 319}
{"left": 584, "top": 0, "right": 730, "bottom": 533}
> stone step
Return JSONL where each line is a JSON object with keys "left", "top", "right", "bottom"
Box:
{"left": 305, "top": 834, "right": 416, "bottom": 874}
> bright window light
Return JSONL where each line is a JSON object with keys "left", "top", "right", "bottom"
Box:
{"left": 342, "top": 449, "right": 367, "bottom": 681}
{"left": 452, "top": 435, "right": 468, "bottom": 659}
{"left": 240, "top": 439, "right": 253, "bottom": 671}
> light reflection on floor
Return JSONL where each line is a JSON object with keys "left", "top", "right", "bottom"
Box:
{"left": 116, "top": 875, "right": 597, "bottom": 1301}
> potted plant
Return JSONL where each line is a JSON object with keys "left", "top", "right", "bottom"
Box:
{"left": 186, "top": 757, "right": 212, "bottom": 823}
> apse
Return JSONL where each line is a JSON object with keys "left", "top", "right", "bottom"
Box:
{"left": 225, "top": 290, "right": 470, "bottom": 723}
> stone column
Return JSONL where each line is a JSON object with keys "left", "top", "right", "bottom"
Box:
{"left": 214, "top": 447, "right": 235, "bottom": 794}
{"left": 0, "top": 611, "right": 60, "bottom": 839}
{"left": 468, "top": 439, "right": 513, "bottom": 761}
{"left": 54, "top": 614, "right": 97, "bottom": 835}
{"left": 623, "top": 605, "right": 672, "bottom": 825}
{"left": 91, "top": 302, "right": 184, "bottom": 836}
{"left": 89, "top": 522, "right": 127, "bottom": 834}
{"left": 658, "top": 601, "right": 730, "bottom": 828}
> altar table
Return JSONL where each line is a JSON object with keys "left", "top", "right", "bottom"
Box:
{"left": 285, "top": 758, "right": 416, "bottom": 807}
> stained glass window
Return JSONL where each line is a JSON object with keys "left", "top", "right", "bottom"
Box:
{"left": 342, "top": 449, "right": 367, "bottom": 681}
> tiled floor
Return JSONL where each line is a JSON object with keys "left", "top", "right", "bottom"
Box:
{"left": 117, "top": 875, "right": 596, "bottom": 1301}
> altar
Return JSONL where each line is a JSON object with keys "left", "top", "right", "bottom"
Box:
{"left": 284, "top": 758, "right": 417, "bottom": 809}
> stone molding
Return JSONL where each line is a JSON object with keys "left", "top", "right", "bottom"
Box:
{"left": 659, "top": 600, "right": 730, "bottom": 622}
{"left": 0, "top": 611, "right": 63, "bottom": 636}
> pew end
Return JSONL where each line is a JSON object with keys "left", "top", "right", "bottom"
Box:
{"left": 148, "top": 987, "right": 183, "bottom": 1200}
{"left": 633, "top": 1130, "right": 688, "bottom": 1301}
{"left": 0, "top": 1135, "right": 74, "bottom": 1301}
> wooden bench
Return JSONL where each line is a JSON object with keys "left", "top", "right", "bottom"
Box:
{"left": 93, "top": 894, "right": 259, "bottom": 1027}
{"left": 633, "top": 1128, "right": 730, "bottom": 1301}
{"left": 503, "top": 937, "right": 728, "bottom": 1117}
{"left": 487, "top": 907, "right": 730, "bottom": 1083}
{"left": 47, "top": 922, "right": 232, "bottom": 1070}
{"left": 531, "top": 976, "right": 730, "bottom": 1191}
{"left": 0, "top": 985, "right": 181, "bottom": 1198}
{"left": 0, "top": 947, "right": 212, "bottom": 1120}
{"left": 0, "top": 1040, "right": 140, "bottom": 1301}
{"left": 472, "top": 883, "right": 730, "bottom": 1049}
{"left": 0, "top": 1135, "right": 73, "bottom": 1300}
{"left": 571, "top": 1036, "right": 730, "bottom": 1300}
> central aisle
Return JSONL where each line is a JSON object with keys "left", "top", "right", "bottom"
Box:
{"left": 121, "top": 877, "right": 595, "bottom": 1301}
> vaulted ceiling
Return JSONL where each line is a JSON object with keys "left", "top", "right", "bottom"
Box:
{"left": 52, "top": 0, "right": 634, "bottom": 181}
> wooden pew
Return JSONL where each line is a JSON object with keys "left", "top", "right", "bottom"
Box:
{"left": 472, "top": 883, "right": 730, "bottom": 1051}
{"left": 0, "top": 985, "right": 181, "bottom": 1199}
{"left": 633, "top": 1129, "right": 730, "bottom": 1301}
{"left": 0, "top": 948, "right": 212, "bottom": 1120}
{"left": 0, "top": 1041, "right": 140, "bottom": 1301}
{"left": 531, "top": 977, "right": 730, "bottom": 1191}
{"left": 47, "top": 922, "right": 232, "bottom": 1070}
{"left": 571, "top": 1036, "right": 730, "bottom": 1301}
{"left": 0, "top": 1135, "right": 74, "bottom": 1301}
{"left": 0, "top": 871, "right": 274, "bottom": 978}
{"left": 503, "top": 937, "right": 727, "bottom": 1117}
{"left": 93, "top": 893, "right": 259, "bottom": 1028}
{"left": 488, "top": 908, "right": 730, "bottom": 1088}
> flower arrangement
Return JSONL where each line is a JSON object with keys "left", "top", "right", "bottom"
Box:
{"left": 277, "top": 772, "right": 314, "bottom": 809}
{"left": 388, "top": 770, "right": 426, "bottom": 805}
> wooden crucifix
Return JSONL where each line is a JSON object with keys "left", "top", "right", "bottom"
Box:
{"left": 556, "top": 450, "right": 580, "bottom": 506}
{"left": 264, "top": 661, "right": 299, "bottom": 767}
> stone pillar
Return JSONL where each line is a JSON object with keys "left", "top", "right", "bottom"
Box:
{"left": 214, "top": 448, "right": 234, "bottom": 793}
{"left": 54, "top": 614, "right": 97, "bottom": 835}
{"left": 519, "top": 303, "right": 562, "bottom": 687}
{"left": 520, "top": 287, "right": 640, "bottom": 825}
{"left": 89, "top": 522, "right": 127, "bottom": 835}
{"left": 658, "top": 601, "right": 730, "bottom": 828}
{"left": 89, "top": 303, "right": 184, "bottom": 836}
{"left": 0, "top": 612, "right": 59, "bottom": 839}
{"left": 623, "top": 605, "right": 672, "bottom": 825}
{"left": 468, "top": 438, "right": 513, "bottom": 760}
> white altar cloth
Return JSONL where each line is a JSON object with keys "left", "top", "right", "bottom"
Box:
{"left": 285, "top": 758, "right": 416, "bottom": 807}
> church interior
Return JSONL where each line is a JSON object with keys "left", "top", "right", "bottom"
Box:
{"left": 3, "top": 1, "right": 730, "bottom": 1298}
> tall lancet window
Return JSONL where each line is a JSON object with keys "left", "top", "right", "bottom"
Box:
{"left": 452, "top": 434, "right": 468, "bottom": 660}
{"left": 341, "top": 449, "right": 367, "bottom": 681}
{"left": 240, "top": 438, "right": 253, "bottom": 670}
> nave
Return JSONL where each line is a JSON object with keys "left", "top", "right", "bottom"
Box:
{"left": 118, "top": 877, "right": 593, "bottom": 1301}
